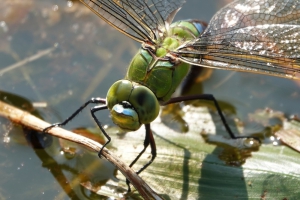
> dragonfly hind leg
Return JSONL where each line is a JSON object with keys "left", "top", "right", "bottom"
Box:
{"left": 164, "top": 94, "right": 260, "bottom": 142}
{"left": 126, "top": 123, "right": 157, "bottom": 192}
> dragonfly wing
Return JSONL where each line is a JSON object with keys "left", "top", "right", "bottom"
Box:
{"left": 173, "top": 0, "right": 300, "bottom": 79}
{"left": 80, "top": 0, "right": 186, "bottom": 44}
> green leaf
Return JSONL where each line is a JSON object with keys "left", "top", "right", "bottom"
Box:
{"left": 108, "top": 106, "right": 300, "bottom": 199}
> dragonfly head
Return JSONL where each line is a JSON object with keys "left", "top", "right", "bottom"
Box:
{"left": 106, "top": 80, "right": 160, "bottom": 131}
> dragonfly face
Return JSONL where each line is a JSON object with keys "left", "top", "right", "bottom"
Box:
{"left": 106, "top": 80, "right": 160, "bottom": 130}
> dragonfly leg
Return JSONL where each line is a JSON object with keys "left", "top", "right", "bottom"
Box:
{"left": 43, "top": 98, "right": 106, "bottom": 132}
{"left": 126, "top": 124, "right": 157, "bottom": 193}
{"left": 89, "top": 105, "right": 111, "bottom": 158}
{"left": 164, "top": 94, "right": 259, "bottom": 141}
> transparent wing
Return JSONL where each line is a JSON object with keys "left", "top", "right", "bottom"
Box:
{"left": 174, "top": 0, "right": 300, "bottom": 79}
{"left": 80, "top": 0, "right": 185, "bottom": 44}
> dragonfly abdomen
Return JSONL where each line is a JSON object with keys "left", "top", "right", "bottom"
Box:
{"left": 169, "top": 20, "right": 207, "bottom": 40}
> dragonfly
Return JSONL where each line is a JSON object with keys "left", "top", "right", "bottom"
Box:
{"left": 45, "top": 0, "right": 300, "bottom": 192}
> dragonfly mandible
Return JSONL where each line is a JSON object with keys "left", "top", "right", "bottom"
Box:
{"left": 44, "top": 0, "right": 300, "bottom": 192}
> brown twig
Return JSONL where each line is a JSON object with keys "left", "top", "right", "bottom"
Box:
{"left": 0, "top": 100, "right": 162, "bottom": 200}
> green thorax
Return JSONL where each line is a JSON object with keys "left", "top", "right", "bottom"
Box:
{"left": 126, "top": 20, "right": 201, "bottom": 103}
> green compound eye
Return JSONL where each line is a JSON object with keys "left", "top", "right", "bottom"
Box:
{"left": 129, "top": 85, "right": 160, "bottom": 124}
{"left": 106, "top": 80, "right": 133, "bottom": 110}
{"left": 106, "top": 80, "right": 160, "bottom": 131}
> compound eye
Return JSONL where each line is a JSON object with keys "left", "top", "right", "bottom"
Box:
{"left": 106, "top": 80, "right": 133, "bottom": 110}
{"left": 129, "top": 85, "right": 160, "bottom": 124}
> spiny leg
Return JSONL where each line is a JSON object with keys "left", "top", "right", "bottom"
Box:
{"left": 43, "top": 98, "right": 106, "bottom": 132}
{"left": 126, "top": 124, "right": 157, "bottom": 192}
{"left": 89, "top": 105, "right": 111, "bottom": 158}
{"left": 164, "top": 94, "right": 259, "bottom": 141}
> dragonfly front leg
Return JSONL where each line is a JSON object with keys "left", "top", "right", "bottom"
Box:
{"left": 126, "top": 124, "right": 157, "bottom": 192}
{"left": 89, "top": 105, "right": 111, "bottom": 158}
{"left": 43, "top": 98, "right": 107, "bottom": 132}
{"left": 164, "top": 94, "right": 260, "bottom": 141}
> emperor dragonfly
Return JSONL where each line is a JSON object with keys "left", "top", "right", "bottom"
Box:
{"left": 45, "top": 0, "right": 300, "bottom": 191}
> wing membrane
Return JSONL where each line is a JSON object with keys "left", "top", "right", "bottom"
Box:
{"left": 80, "top": 0, "right": 185, "bottom": 43}
{"left": 174, "top": 0, "right": 300, "bottom": 79}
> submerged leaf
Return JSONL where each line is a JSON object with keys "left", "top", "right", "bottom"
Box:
{"left": 275, "top": 119, "right": 300, "bottom": 153}
{"left": 107, "top": 105, "right": 300, "bottom": 199}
